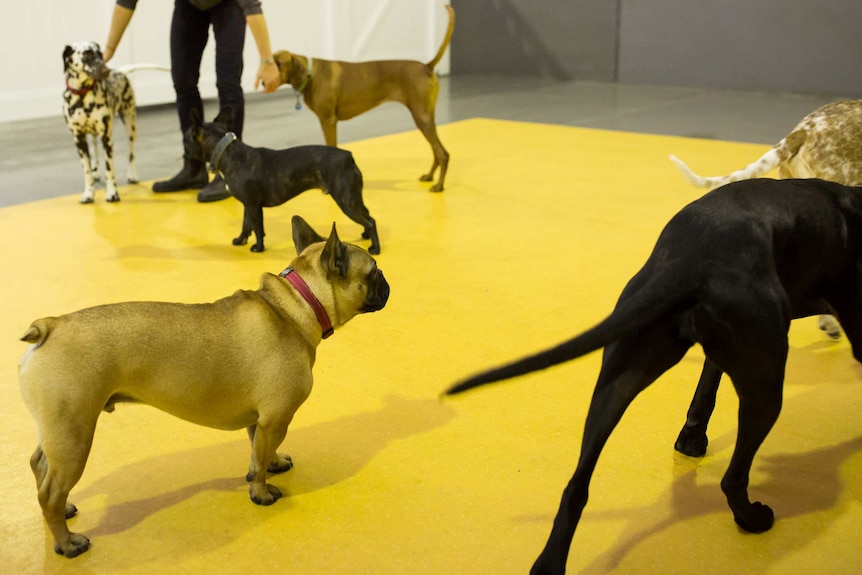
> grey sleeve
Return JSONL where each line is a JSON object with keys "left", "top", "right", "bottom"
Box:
{"left": 236, "top": 0, "right": 263, "bottom": 16}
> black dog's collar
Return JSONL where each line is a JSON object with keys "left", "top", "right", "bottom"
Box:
{"left": 278, "top": 266, "right": 334, "bottom": 339}
{"left": 293, "top": 56, "right": 313, "bottom": 110}
{"left": 210, "top": 132, "right": 237, "bottom": 173}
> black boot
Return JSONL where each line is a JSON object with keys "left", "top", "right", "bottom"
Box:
{"left": 197, "top": 175, "right": 231, "bottom": 203}
{"left": 152, "top": 156, "right": 208, "bottom": 193}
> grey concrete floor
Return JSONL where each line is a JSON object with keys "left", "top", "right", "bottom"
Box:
{"left": 0, "top": 75, "right": 838, "bottom": 206}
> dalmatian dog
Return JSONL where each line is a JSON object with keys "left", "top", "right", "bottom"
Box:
{"left": 62, "top": 41, "right": 167, "bottom": 203}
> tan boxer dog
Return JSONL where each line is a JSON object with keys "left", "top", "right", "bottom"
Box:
{"left": 273, "top": 5, "right": 455, "bottom": 192}
{"left": 18, "top": 216, "right": 390, "bottom": 558}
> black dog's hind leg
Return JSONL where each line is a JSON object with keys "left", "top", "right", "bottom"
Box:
{"left": 327, "top": 177, "right": 380, "bottom": 254}
{"left": 675, "top": 358, "right": 722, "bottom": 457}
{"left": 531, "top": 321, "right": 691, "bottom": 575}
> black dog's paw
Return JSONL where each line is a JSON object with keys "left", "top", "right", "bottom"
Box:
{"left": 734, "top": 501, "right": 774, "bottom": 533}
{"left": 368, "top": 244, "right": 381, "bottom": 255}
{"left": 250, "top": 244, "right": 265, "bottom": 253}
{"left": 232, "top": 237, "right": 248, "bottom": 246}
{"left": 674, "top": 428, "right": 708, "bottom": 457}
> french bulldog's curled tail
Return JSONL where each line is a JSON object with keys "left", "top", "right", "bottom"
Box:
{"left": 20, "top": 318, "right": 54, "bottom": 345}
{"left": 446, "top": 277, "right": 694, "bottom": 396}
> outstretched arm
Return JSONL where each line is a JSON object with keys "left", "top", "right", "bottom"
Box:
{"left": 246, "top": 13, "right": 280, "bottom": 93}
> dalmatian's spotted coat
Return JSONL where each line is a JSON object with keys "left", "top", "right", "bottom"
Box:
{"left": 670, "top": 100, "right": 862, "bottom": 340}
{"left": 63, "top": 41, "right": 140, "bottom": 204}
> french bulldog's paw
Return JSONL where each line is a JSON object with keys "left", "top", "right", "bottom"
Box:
{"left": 65, "top": 503, "right": 78, "bottom": 519}
{"left": 268, "top": 453, "right": 293, "bottom": 474}
{"left": 419, "top": 173, "right": 433, "bottom": 182}
{"left": 368, "top": 244, "right": 381, "bottom": 255}
{"left": 733, "top": 501, "right": 774, "bottom": 533}
{"left": 249, "top": 483, "right": 282, "bottom": 506}
{"left": 232, "top": 237, "right": 248, "bottom": 246}
{"left": 819, "top": 315, "right": 842, "bottom": 340}
{"left": 245, "top": 470, "right": 256, "bottom": 483}
{"left": 430, "top": 183, "right": 444, "bottom": 192}
{"left": 250, "top": 244, "right": 265, "bottom": 253}
{"left": 54, "top": 533, "right": 91, "bottom": 558}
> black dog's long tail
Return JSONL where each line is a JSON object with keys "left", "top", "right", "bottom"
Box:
{"left": 445, "top": 276, "right": 693, "bottom": 395}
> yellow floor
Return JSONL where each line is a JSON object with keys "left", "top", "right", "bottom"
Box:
{"left": 3, "top": 119, "right": 862, "bottom": 574}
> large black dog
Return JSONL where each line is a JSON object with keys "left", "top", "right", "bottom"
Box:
{"left": 447, "top": 178, "right": 862, "bottom": 575}
{"left": 184, "top": 107, "right": 380, "bottom": 254}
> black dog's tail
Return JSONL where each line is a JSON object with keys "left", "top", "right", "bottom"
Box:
{"left": 445, "top": 275, "right": 694, "bottom": 395}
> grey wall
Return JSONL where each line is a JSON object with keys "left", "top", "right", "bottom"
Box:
{"left": 450, "top": 0, "right": 619, "bottom": 81}
{"left": 451, "top": 0, "right": 862, "bottom": 97}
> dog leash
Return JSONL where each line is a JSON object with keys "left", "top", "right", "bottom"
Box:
{"left": 293, "top": 57, "right": 313, "bottom": 110}
{"left": 209, "top": 132, "right": 237, "bottom": 174}
{"left": 278, "top": 266, "right": 334, "bottom": 339}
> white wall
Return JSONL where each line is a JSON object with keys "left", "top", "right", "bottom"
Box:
{"left": 0, "top": 0, "right": 451, "bottom": 124}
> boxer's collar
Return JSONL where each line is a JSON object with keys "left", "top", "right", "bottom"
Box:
{"left": 210, "top": 132, "right": 237, "bottom": 173}
{"left": 278, "top": 266, "right": 334, "bottom": 339}
{"left": 293, "top": 56, "right": 313, "bottom": 110}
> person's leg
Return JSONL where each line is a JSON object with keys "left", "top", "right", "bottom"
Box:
{"left": 198, "top": 0, "right": 246, "bottom": 202}
{"left": 153, "top": 0, "right": 211, "bottom": 192}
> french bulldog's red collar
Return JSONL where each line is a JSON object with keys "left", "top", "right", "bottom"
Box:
{"left": 278, "top": 267, "right": 334, "bottom": 339}
{"left": 66, "top": 81, "right": 94, "bottom": 96}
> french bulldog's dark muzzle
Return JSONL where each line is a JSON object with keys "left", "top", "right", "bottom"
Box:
{"left": 362, "top": 269, "right": 390, "bottom": 312}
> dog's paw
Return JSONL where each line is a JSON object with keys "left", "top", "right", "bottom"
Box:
{"left": 106, "top": 194, "right": 120, "bottom": 203}
{"left": 368, "top": 244, "right": 381, "bottom": 255}
{"left": 65, "top": 503, "right": 78, "bottom": 519}
{"left": 249, "top": 483, "right": 283, "bottom": 506}
{"left": 250, "top": 244, "right": 265, "bottom": 253}
{"left": 79, "top": 194, "right": 94, "bottom": 205}
{"left": 429, "top": 183, "right": 444, "bottom": 192}
{"left": 232, "top": 237, "right": 248, "bottom": 246}
{"left": 268, "top": 453, "right": 294, "bottom": 474}
{"left": 54, "top": 533, "right": 91, "bottom": 558}
{"left": 674, "top": 428, "right": 708, "bottom": 457}
{"left": 419, "top": 174, "right": 433, "bottom": 182}
{"left": 733, "top": 501, "right": 774, "bottom": 533}
{"left": 818, "top": 315, "right": 842, "bottom": 340}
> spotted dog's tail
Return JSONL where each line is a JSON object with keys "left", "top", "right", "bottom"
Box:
{"left": 670, "top": 129, "right": 807, "bottom": 190}
{"left": 116, "top": 63, "right": 171, "bottom": 74}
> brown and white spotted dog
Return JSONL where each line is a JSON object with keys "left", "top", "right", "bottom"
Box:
{"left": 670, "top": 100, "right": 862, "bottom": 340}
{"left": 63, "top": 42, "right": 166, "bottom": 203}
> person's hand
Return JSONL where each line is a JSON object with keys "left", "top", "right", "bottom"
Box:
{"left": 255, "top": 61, "right": 280, "bottom": 93}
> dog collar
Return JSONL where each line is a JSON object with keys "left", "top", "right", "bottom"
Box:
{"left": 65, "top": 81, "right": 94, "bottom": 96}
{"left": 293, "top": 57, "right": 313, "bottom": 110}
{"left": 210, "top": 132, "right": 237, "bottom": 173}
{"left": 278, "top": 266, "right": 334, "bottom": 339}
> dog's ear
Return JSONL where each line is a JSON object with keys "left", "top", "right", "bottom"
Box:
{"left": 214, "top": 106, "right": 235, "bottom": 131}
{"left": 320, "top": 223, "right": 350, "bottom": 278}
{"left": 291, "top": 215, "right": 327, "bottom": 255}
{"left": 63, "top": 45, "right": 74, "bottom": 68}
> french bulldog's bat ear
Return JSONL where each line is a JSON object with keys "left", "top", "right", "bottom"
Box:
{"left": 321, "top": 223, "right": 349, "bottom": 277}
{"left": 214, "top": 106, "right": 235, "bottom": 130}
{"left": 291, "top": 215, "right": 326, "bottom": 255}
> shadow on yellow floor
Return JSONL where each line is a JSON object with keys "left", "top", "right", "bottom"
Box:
{"left": 3, "top": 119, "right": 862, "bottom": 574}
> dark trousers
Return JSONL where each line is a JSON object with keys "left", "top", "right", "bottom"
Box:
{"left": 170, "top": 0, "right": 246, "bottom": 140}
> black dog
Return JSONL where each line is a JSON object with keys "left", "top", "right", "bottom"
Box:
{"left": 184, "top": 107, "right": 380, "bottom": 254}
{"left": 447, "top": 178, "right": 862, "bottom": 575}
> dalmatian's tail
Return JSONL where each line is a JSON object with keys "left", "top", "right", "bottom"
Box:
{"left": 670, "top": 129, "right": 807, "bottom": 190}
{"left": 116, "top": 63, "right": 171, "bottom": 74}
